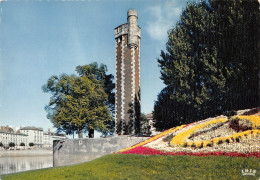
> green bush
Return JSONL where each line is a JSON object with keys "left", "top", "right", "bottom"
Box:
{"left": 9, "top": 142, "right": 15, "bottom": 148}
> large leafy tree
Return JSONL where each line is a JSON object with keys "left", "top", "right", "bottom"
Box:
{"left": 154, "top": 0, "right": 259, "bottom": 130}
{"left": 76, "top": 62, "right": 115, "bottom": 115}
{"left": 43, "top": 63, "right": 114, "bottom": 138}
{"left": 76, "top": 62, "right": 115, "bottom": 136}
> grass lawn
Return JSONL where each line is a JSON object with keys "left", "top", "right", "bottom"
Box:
{"left": 1, "top": 154, "right": 259, "bottom": 180}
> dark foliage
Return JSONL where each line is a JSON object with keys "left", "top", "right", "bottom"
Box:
{"left": 154, "top": 0, "right": 259, "bottom": 131}
{"left": 9, "top": 142, "right": 15, "bottom": 147}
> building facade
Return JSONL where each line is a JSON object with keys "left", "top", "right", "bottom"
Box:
{"left": 43, "top": 133, "right": 52, "bottom": 148}
{"left": 115, "top": 9, "right": 141, "bottom": 135}
{"left": 20, "top": 127, "right": 44, "bottom": 147}
{"left": 0, "top": 126, "right": 28, "bottom": 147}
{"left": 43, "top": 129, "right": 67, "bottom": 148}
{"left": 0, "top": 126, "right": 67, "bottom": 149}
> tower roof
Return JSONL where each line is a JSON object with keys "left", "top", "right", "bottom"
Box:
{"left": 127, "top": 9, "right": 138, "bottom": 18}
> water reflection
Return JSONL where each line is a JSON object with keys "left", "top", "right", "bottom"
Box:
{"left": 0, "top": 156, "right": 53, "bottom": 175}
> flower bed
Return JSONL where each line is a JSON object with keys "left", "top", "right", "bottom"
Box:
{"left": 117, "top": 112, "right": 260, "bottom": 158}
{"left": 230, "top": 115, "right": 260, "bottom": 129}
{"left": 117, "top": 125, "right": 185, "bottom": 153}
{"left": 170, "top": 118, "right": 228, "bottom": 147}
{"left": 187, "top": 129, "right": 260, "bottom": 148}
{"left": 120, "top": 146, "right": 260, "bottom": 158}
{"left": 170, "top": 115, "right": 260, "bottom": 148}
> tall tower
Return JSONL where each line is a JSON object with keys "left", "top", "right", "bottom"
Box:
{"left": 114, "top": 9, "right": 141, "bottom": 135}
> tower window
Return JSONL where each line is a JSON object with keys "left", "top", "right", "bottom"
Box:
{"left": 118, "top": 36, "right": 122, "bottom": 43}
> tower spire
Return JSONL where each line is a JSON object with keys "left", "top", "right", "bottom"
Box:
{"left": 127, "top": 9, "right": 138, "bottom": 47}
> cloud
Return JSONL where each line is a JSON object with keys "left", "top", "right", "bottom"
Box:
{"left": 145, "top": 1, "right": 184, "bottom": 42}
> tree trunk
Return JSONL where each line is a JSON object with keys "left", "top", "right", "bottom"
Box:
{"left": 88, "top": 128, "right": 94, "bottom": 138}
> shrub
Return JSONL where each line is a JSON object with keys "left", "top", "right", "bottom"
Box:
{"left": 9, "top": 142, "right": 15, "bottom": 147}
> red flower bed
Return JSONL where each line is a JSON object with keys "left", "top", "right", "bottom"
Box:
{"left": 119, "top": 146, "right": 260, "bottom": 158}
{"left": 121, "top": 146, "right": 165, "bottom": 155}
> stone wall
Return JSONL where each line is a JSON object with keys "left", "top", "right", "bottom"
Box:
{"left": 53, "top": 136, "right": 148, "bottom": 167}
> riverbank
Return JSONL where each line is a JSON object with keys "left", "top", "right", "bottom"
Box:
{"left": 0, "top": 149, "right": 52, "bottom": 157}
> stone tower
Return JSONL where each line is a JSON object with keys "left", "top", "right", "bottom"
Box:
{"left": 114, "top": 9, "right": 141, "bottom": 135}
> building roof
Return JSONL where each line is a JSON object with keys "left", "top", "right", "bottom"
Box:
{"left": 0, "top": 126, "right": 28, "bottom": 136}
{"left": 0, "top": 126, "right": 14, "bottom": 133}
{"left": 20, "top": 126, "right": 43, "bottom": 131}
{"left": 145, "top": 113, "right": 153, "bottom": 119}
{"left": 44, "top": 131, "right": 66, "bottom": 137}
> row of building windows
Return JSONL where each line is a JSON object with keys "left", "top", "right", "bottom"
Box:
{"left": 0, "top": 127, "right": 66, "bottom": 148}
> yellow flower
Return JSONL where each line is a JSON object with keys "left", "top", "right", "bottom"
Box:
{"left": 118, "top": 125, "right": 185, "bottom": 153}
{"left": 171, "top": 114, "right": 260, "bottom": 148}
{"left": 194, "top": 141, "right": 203, "bottom": 147}
{"left": 232, "top": 115, "right": 260, "bottom": 129}
{"left": 170, "top": 118, "right": 228, "bottom": 146}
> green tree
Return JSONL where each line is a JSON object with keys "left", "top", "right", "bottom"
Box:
{"left": 43, "top": 63, "right": 114, "bottom": 138}
{"left": 9, "top": 142, "right": 15, "bottom": 148}
{"left": 76, "top": 62, "right": 115, "bottom": 136}
{"left": 0, "top": 142, "right": 3, "bottom": 148}
{"left": 209, "top": 0, "right": 259, "bottom": 111}
{"left": 154, "top": 87, "right": 191, "bottom": 131}
{"left": 155, "top": 1, "right": 225, "bottom": 130}
{"left": 154, "top": 0, "right": 259, "bottom": 130}
{"left": 29, "top": 142, "right": 34, "bottom": 147}
{"left": 20, "top": 142, "right": 25, "bottom": 149}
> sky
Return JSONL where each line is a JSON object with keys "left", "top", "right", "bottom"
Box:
{"left": 0, "top": 0, "right": 188, "bottom": 134}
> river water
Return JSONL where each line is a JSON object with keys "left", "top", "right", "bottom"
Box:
{"left": 0, "top": 155, "right": 53, "bottom": 175}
